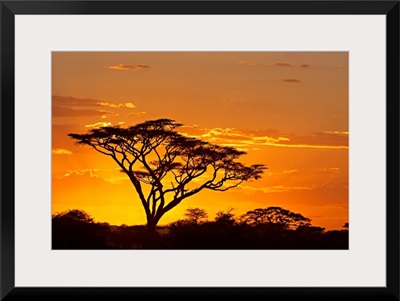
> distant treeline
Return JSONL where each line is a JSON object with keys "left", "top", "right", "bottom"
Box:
{"left": 52, "top": 207, "right": 348, "bottom": 249}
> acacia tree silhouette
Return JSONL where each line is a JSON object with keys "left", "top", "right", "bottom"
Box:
{"left": 241, "top": 207, "right": 311, "bottom": 229}
{"left": 69, "top": 119, "right": 266, "bottom": 231}
{"left": 184, "top": 208, "right": 208, "bottom": 224}
{"left": 52, "top": 209, "right": 94, "bottom": 223}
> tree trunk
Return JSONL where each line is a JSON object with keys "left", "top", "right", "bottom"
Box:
{"left": 146, "top": 218, "right": 157, "bottom": 232}
{"left": 142, "top": 215, "right": 160, "bottom": 248}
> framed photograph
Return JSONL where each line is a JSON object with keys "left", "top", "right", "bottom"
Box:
{"left": 1, "top": 1, "right": 399, "bottom": 300}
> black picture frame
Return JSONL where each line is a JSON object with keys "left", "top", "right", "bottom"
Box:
{"left": 1, "top": 1, "right": 399, "bottom": 300}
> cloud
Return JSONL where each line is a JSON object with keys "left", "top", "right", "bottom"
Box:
{"left": 53, "top": 106, "right": 118, "bottom": 118}
{"left": 283, "top": 79, "right": 301, "bottom": 83}
{"left": 55, "top": 168, "right": 129, "bottom": 184}
{"left": 56, "top": 168, "right": 101, "bottom": 179}
{"left": 237, "top": 61, "right": 311, "bottom": 69}
{"left": 273, "top": 131, "right": 348, "bottom": 149}
{"left": 108, "top": 64, "right": 150, "bottom": 71}
{"left": 52, "top": 96, "right": 139, "bottom": 117}
{"left": 179, "top": 127, "right": 348, "bottom": 150}
{"left": 125, "top": 103, "right": 136, "bottom": 108}
{"left": 266, "top": 143, "right": 347, "bottom": 149}
{"left": 98, "top": 102, "right": 136, "bottom": 109}
{"left": 240, "top": 185, "right": 313, "bottom": 194}
{"left": 237, "top": 61, "right": 293, "bottom": 67}
{"left": 319, "top": 167, "right": 340, "bottom": 173}
{"left": 322, "top": 131, "right": 348, "bottom": 135}
{"left": 52, "top": 148, "right": 73, "bottom": 155}
{"left": 52, "top": 95, "right": 101, "bottom": 107}
{"left": 127, "top": 112, "right": 147, "bottom": 116}
{"left": 270, "top": 63, "right": 292, "bottom": 67}
{"left": 85, "top": 122, "right": 112, "bottom": 128}
{"left": 277, "top": 169, "right": 300, "bottom": 175}
{"left": 237, "top": 61, "right": 256, "bottom": 66}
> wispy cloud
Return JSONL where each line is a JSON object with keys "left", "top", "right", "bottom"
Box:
{"left": 240, "top": 185, "right": 313, "bottom": 194}
{"left": 266, "top": 143, "right": 347, "bottom": 149}
{"left": 98, "top": 102, "right": 136, "bottom": 109}
{"left": 275, "top": 169, "right": 300, "bottom": 175}
{"left": 55, "top": 168, "right": 128, "bottom": 184}
{"left": 323, "top": 131, "right": 348, "bottom": 135}
{"left": 283, "top": 79, "right": 301, "bottom": 83}
{"left": 108, "top": 64, "right": 150, "bottom": 71}
{"left": 52, "top": 96, "right": 142, "bottom": 119}
{"left": 237, "top": 61, "right": 257, "bottom": 66}
{"left": 52, "top": 148, "right": 72, "bottom": 155}
{"left": 53, "top": 96, "right": 137, "bottom": 109}
{"left": 53, "top": 106, "right": 118, "bottom": 118}
{"left": 85, "top": 122, "right": 112, "bottom": 128}
{"left": 127, "top": 111, "right": 147, "bottom": 116}
{"left": 52, "top": 95, "right": 101, "bottom": 107}
{"left": 237, "top": 61, "right": 311, "bottom": 69}
{"left": 237, "top": 61, "right": 293, "bottom": 67}
{"left": 56, "top": 168, "right": 101, "bottom": 179}
{"left": 179, "top": 127, "right": 348, "bottom": 150}
{"left": 319, "top": 167, "right": 340, "bottom": 173}
{"left": 270, "top": 62, "right": 292, "bottom": 67}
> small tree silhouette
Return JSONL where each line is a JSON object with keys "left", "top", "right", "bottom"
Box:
{"left": 215, "top": 207, "right": 236, "bottom": 225}
{"left": 52, "top": 209, "right": 94, "bottom": 223}
{"left": 184, "top": 208, "right": 208, "bottom": 224}
{"left": 241, "top": 206, "right": 311, "bottom": 230}
{"left": 69, "top": 119, "right": 266, "bottom": 231}
{"left": 52, "top": 209, "right": 110, "bottom": 249}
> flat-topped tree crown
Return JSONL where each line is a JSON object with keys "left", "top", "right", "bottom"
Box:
{"left": 68, "top": 118, "right": 267, "bottom": 231}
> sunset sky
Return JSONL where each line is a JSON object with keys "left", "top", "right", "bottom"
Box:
{"left": 52, "top": 52, "right": 348, "bottom": 230}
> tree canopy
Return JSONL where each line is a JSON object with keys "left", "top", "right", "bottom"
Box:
{"left": 68, "top": 119, "right": 267, "bottom": 230}
{"left": 240, "top": 206, "right": 311, "bottom": 229}
{"left": 52, "top": 209, "right": 94, "bottom": 223}
{"left": 184, "top": 208, "right": 208, "bottom": 224}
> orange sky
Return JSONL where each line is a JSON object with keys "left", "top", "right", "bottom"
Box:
{"left": 52, "top": 52, "right": 348, "bottom": 230}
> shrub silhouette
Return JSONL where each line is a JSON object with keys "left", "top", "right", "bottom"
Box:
{"left": 214, "top": 207, "right": 236, "bottom": 226}
{"left": 52, "top": 207, "right": 348, "bottom": 249}
{"left": 52, "top": 209, "right": 111, "bottom": 249}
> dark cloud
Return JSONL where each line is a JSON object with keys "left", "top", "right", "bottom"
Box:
{"left": 237, "top": 61, "right": 292, "bottom": 67}
{"left": 285, "top": 131, "right": 348, "bottom": 147}
{"left": 271, "top": 63, "right": 292, "bottom": 67}
{"left": 237, "top": 61, "right": 311, "bottom": 69}
{"left": 283, "top": 79, "right": 301, "bottom": 83}
{"left": 52, "top": 95, "right": 100, "bottom": 107}
{"left": 52, "top": 95, "right": 137, "bottom": 112}
{"left": 52, "top": 106, "right": 118, "bottom": 118}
